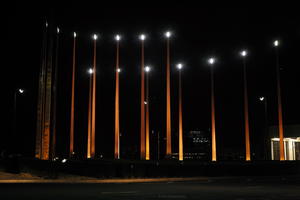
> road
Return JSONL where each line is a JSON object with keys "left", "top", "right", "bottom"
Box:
{"left": 1, "top": 176, "right": 300, "bottom": 199}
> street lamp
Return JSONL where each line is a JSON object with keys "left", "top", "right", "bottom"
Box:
{"left": 13, "top": 88, "right": 25, "bottom": 142}
{"left": 165, "top": 31, "right": 172, "bottom": 157}
{"left": 69, "top": 31, "right": 77, "bottom": 158}
{"left": 273, "top": 39, "right": 285, "bottom": 161}
{"left": 114, "top": 34, "right": 121, "bottom": 159}
{"left": 259, "top": 96, "right": 269, "bottom": 160}
{"left": 208, "top": 57, "right": 217, "bottom": 162}
{"left": 177, "top": 63, "right": 183, "bottom": 161}
{"left": 140, "top": 34, "right": 146, "bottom": 160}
{"left": 145, "top": 66, "right": 151, "bottom": 160}
{"left": 240, "top": 49, "right": 251, "bottom": 161}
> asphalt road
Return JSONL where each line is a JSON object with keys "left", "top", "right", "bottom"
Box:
{"left": 1, "top": 177, "right": 300, "bottom": 200}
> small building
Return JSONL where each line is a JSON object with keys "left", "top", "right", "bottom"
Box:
{"left": 269, "top": 125, "right": 300, "bottom": 160}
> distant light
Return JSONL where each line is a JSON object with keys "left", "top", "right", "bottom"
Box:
{"left": 115, "top": 34, "right": 121, "bottom": 41}
{"left": 45, "top": 22, "right": 48, "bottom": 27}
{"left": 61, "top": 158, "right": 67, "bottom": 163}
{"left": 88, "top": 68, "right": 93, "bottom": 74}
{"left": 240, "top": 50, "right": 247, "bottom": 57}
{"left": 93, "top": 34, "right": 98, "bottom": 40}
{"left": 144, "top": 101, "right": 148, "bottom": 105}
{"left": 57, "top": 27, "right": 60, "bottom": 33}
{"left": 140, "top": 34, "right": 146, "bottom": 41}
{"left": 18, "top": 89, "right": 24, "bottom": 94}
{"left": 73, "top": 32, "right": 77, "bottom": 38}
{"left": 208, "top": 57, "right": 215, "bottom": 65}
{"left": 165, "top": 31, "right": 171, "bottom": 38}
{"left": 274, "top": 40, "right": 279, "bottom": 47}
{"left": 145, "top": 66, "right": 151, "bottom": 72}
{"left": 177, "top": 63, "right": 183, "bottom": 70}
{"left": 259, "top": 97, "right": 265, "bottom": 101}
{"left": 117, "top": 68, "right": 121, "bottom": 73}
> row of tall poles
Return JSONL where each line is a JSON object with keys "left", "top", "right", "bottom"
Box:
{"left": 67, "top": 28, "right": 285, "bottom": 161}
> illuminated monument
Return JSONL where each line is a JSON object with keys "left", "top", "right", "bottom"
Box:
{"left": 35, "top": 21, "right": 59, "bottom": 160}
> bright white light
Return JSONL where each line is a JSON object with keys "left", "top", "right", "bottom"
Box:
{"left": 274, "top": 40, "right": 279, "bottom": 47}
{"left": 115, "top": 34, "right": 121, "bottom": 41}
{"left": 88, "top": 68, "right": 93, "bottom": 74}
{"left": 140, "top": 34, "right": 146, "bottom": 41}
{"left": 18, "top": 89, "right": 24, "bottom": 94}
{"left": 241, "top": 50, "right": 247, "bottom": 57}
{"left": 144, "top": 101, "right": 148, "bottom": 105}
{"left": 57, "top": 27, "right": 60, "bottom": 33}
{"left": 73, "top": 32, "right": 77, "bottom": 38}
{"left": 117, "top": 68, "right": 121, "bottom": 73}
{"left": 208, "top": 58, "right": 215, "bottom": 65}
{"left": 145, "top": 66, "right": 151, "bottom": 72}
{"left": 45, "top": 22, "right": 48, "bottom": 27}
{"left": 165, "top": 31, "right": 171, "bottom": 38}
{"left": 177, "top": 63, "right": 183, "bottom": 70}
{"left": 93, "top": 34, "right": 98, "bottom": 40}
{"left": 259, "top": 97, "right": 265, "bottom": 101}
{"left": 61, "top": 158, "right": 67, "bottom": 163}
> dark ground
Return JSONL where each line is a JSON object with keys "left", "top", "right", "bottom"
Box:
{"left": 1, "top": 176, "right": 300, "bottom": 200}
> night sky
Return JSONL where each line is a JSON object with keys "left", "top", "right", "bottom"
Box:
{"left": 3, "top": 2, "right": 300, "bottom": 160}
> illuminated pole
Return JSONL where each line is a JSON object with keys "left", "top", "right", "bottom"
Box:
{"left": 240, "top": 50, "right": 251, "bottom": 161}
{"left": 13, "top": 89, "right": 25, "bottom": 142}
{"left": 114, "top": 35, "right": 121, "bottom": 159}
{"left": 177, "top": 63, "right": 183, "bottom": 161}
{"left": 145, "top": 66, "right": 151, "bottom": 160}
{"left": 274, "top": 40, "right": 285, "bottom": 161}
{"left": 140, "top": 34, "right": 146, "bottom": 160}
{"left": 165, "top": 31, "right": 172, "bottom": 156}
{"left": 87, "top": 68, "right": 93, "bottom": 158}
{"left": 69, "top": 32, "right": 76, "bottom": 157}
{"left": 208, "top": 58, "right": 217, "bottom": 161}
{"left": 91, "top": 34, "right": 97, "bottom": 158}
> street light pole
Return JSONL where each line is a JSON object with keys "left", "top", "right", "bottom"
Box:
{"left": 177, "top": 63, "right": 183, "bottom": 161}
{"left": 165, "top": 31, "right": 172, "bottom": 157}
{"left": 208, "top": 58, "right": 217, "bottom": 162}
{"left": 241, "top": 50, "right": 251, "bottom": 161}
{"left": 114, "top": 34, "right": 121, "bottom": 159}
{"left": 140, "top": 34, "right": 146, "bottom": 160}
{"left": 145, "top": 66, "right": 151, "bottom": 160}
{"left": 13, "top": 89, "right": 24, "bottom": 144}
{"left": 274, "top": 40, "right": 285, "bottom": 161}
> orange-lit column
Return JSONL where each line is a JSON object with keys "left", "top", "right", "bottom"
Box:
{"left": 69, "top": 32, "right": 76, "bottom": 157}
{"left": 145, "top": 66, "right": 150, "bottom": 160}
{"left": 114, "top": 35, "right": 120, "bottom": 159}
{"left": 91, "top": 34, "right": 97, "bottom": 158}
{"left": 177, "top": 64, "right": 183, "bottom": 161}
{"left": 140, "top": 35, "right": 146, "bottom": 160}
{"left": 241, "top": 51, "right": 251, "bottom": 161}
{"left": 165, "top": 32, "right": 172, "bottom": 156}
{"left": 208, "top": 58, "right": 217, "bottom": 161}
{"left": 87, "top": 68, "right": 92, "bottom": 158}
{"left": 274, "top": 40, "right": 285, "bottom": 161}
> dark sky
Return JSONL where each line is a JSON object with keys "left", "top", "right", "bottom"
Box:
{"left": 3, "top": 2, "right": 300, "bottom": 159}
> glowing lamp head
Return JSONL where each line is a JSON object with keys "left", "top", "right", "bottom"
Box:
{"left": 165, "top": 31, "right": 171, "bottom": 38}
{"left": 259, "top": 97, "right": 265, "bottom": 101}
{"left": 93, "top": 34, "right": 98, "bottom": 40}
{"left": 208, "top": 57, "right": 215, "bottom": 65}
{"left": 274, "top": 40, "right": 279, "bottom": 47}
{"left": 73, "top": 32, "right": 77, "bottom": 38}
{"left": 57, "top": 27, "right": 60, "bottom": 33}
{"left": 145, "top": 66, "right": 151, "bottom": 72}
{"left": 117, "top": 68, "right": 121, "bottom": 73}
{"left": 241, "top": 50, "right": 247, "bottom": 57}
{"left": 88, "top": 68, "right": 93, "bottom": 74}
{"left": 139, "top": 34, "right": 146, "bottom": 41}
{"left": 18, "top": 89, "right": 24, "bottom": 94}
{"left": 61, "top": 159, "right": 67, "bottom": 163}
{"left": 177, "top": 63, "right": 183, "bottom": 70}
{"left": 45, "top": 22, "right": 48, "bottom": 27}
{"left": 115, "top": 34, "right": 121, "bottom": 41}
